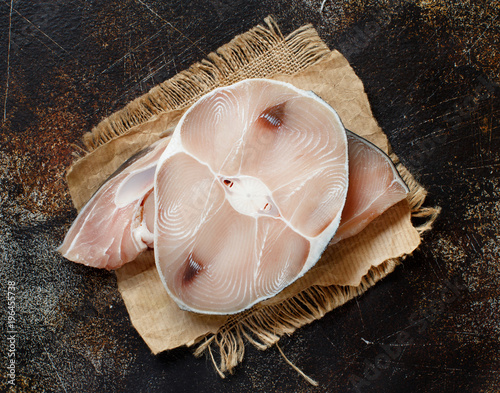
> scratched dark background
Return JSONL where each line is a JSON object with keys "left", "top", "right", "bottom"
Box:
{"left": 0, "top": 0, "right": 499, "bottom": 392}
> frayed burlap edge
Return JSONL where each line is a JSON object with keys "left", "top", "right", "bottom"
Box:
{"left": 192, "top": 158, "right": 441, "bottom": 378}
{"left": 67, "top": 15, "right": 441, "bottom": 381}
{"left": 74, "top": 16, "right": 330, "bottom": 155}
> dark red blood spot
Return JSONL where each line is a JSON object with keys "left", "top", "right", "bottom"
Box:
{"left": 182, "top": 253, "right": 203, "bottom": 285}
{"left": 223, "top": 179, "right": 233, "bottom": 188}
{"left": 257, "top": 102, "right": 286, "bottom": 129}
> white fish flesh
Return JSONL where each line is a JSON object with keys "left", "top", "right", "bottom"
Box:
{"left": 153, "top": 79, "right": 349, "bottom": 314}
{"left": 332, "top": 131, "right": 409, "bottom": 244}
{"left": 58, "top": 79, "right": 409, "bottom": 314}
{"left": 57, "top": 139, "right": 168, "bottom": 269}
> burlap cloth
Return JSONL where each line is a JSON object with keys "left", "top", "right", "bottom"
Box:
{"left": 65, "top": 17, "right": 439, "bottom": 375}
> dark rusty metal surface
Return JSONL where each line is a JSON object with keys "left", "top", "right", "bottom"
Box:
{"left": 1, "top": 1, "right": 499, "bottom": 392}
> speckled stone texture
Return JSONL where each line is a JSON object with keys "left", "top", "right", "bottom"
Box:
{"left": 0, "top": 1, "right": 499, "bottom": 392}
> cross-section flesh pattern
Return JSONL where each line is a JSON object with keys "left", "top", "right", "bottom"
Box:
{"left": 154, "top": 79, "right": 349, "bottom": 314}
{"left": 58, "top": 79, "right": 409, "bottom": 315}
{"left": 57, "top": 139, "right": 168, "bottom": 269}
{"left": 332, "top": 131, "right": 409, "bottom": 244}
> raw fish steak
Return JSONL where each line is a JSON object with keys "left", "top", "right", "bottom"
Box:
{"left": 332, "top": 131, "right": 410, "bottom": 244}
{"left": 154, "top": 79, "right": 349, "bottom": 314}
{"left": 59, "top": 79, "right": 410, "bottom": 315}
{"left": 57, "top": 139, "right": 168, "bottom": 269}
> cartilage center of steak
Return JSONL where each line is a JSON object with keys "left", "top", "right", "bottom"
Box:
{"left": 219, "top": 176, "right": 280, "bottom": 218}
